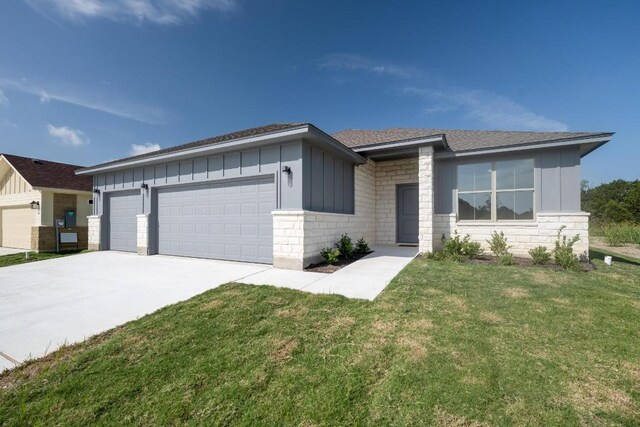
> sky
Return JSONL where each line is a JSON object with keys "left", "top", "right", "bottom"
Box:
{"left": 0, "top": 0, "right": 638, "bottom": 186}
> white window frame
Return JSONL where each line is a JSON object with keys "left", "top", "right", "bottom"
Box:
{"left": 456, "top": 159, "right": 535, "bottom": 223}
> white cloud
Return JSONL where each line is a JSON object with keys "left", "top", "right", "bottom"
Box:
{"left": 404, "top": 87, "right": 569, "bottom": 132}
{"left": 130, "top": 142, "right": 161, "bottom": 156}
{"left": 0, "top": 78, "right": 167, "bottom": 124}
{"left": 318, "top": 54, "right": 412, "bottom": 78}
{"left": 24, "top": 0, "right": 237, "bottom": 25}
{"left": 0, "top": 89, "right": 8, "bottom": 107}
{"left": 47, "top": 124, "right": 89, "bottom": 146}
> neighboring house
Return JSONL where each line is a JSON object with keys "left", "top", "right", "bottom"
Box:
{"left": 76, "top": 124, "right": 613, "bottom": 270}
{"left": 0, "top": 154, "right": 93, "bottom": 251}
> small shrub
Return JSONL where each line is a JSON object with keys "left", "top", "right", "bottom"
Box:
{"left": 528, "top": 246, "right": 551, "bottom": 265}
{"left": 320, "top": 247, "right": 341, "bottom": 265}
{"left": 444, "top": 231, "right": 484, "bottom": 259}
{"left": 553, "top": 225, "right": 581, "bottom": 271}
{"left": 498, "top": 253, "right": 515, "bottom": 266}
{"left": 486, "top": 231, "right": 512, "bottom": 257}
{"left": 424, "top": 250, "right": 464, "bottom": 262}
{"left": 337, "top": 233, "right": 354, "bottom": 259}
{"left": 355, "top": 238, "right": 370, "bottom": 255}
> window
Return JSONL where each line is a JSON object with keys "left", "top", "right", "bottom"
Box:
{"left": 457, "top": 159, "right": 534, "bottom": 221}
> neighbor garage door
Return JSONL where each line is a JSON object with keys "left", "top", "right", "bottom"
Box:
{"left": 1, "top": 207, "right": 35, "bottom": 249}
{"left": 106, "top": 190, "right": 139, "bottom": 252}
{"left": 157, "top": 176, "right": 275, "bottom": 264}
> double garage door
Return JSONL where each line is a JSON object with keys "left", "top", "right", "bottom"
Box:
{"left": 106, "top": 176, "right": 275, "bottom": 264}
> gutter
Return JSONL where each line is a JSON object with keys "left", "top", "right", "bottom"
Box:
{"left": 352, "top": 135, "right": 446, "bottom": 153}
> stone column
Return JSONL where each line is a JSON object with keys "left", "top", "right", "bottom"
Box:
{"left": 136, "top": 214, "right": 149, "bottom": 255}
{"left": 272, "top": 210, "right": 305, "bottom": 270}
{"left": 87, "top": 215, "right": 101, "bottom": 251}
{"left": 418, "top": 146, "right": 434, "bottom": 253}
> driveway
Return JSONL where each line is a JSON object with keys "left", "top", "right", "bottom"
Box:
{"left": 0, "top": 252, "right": 269, "bottom": 371}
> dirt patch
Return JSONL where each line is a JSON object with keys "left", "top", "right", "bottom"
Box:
{"left": 433, "top": 406, "right": 489, "bottom": 427}
{"left": 372, "top": 320, "right": 396, "bottom": 333}
{"left": 591, "top": 237, "right": 640, "bottom": 260}
{"left": 408, "top": 318, "right": 434, "bottom": 330}
{"left": 305, "top": 251, "right": 373, "bottom": 273}
{"left": 444, "top": 295, "right": 468, "bottom": 311}
{"left": 200, "top": 300, "right": 224, "bottom": 310}
{"left": 270, "top": 339, "right": 299, "bottom": 364}
{"left": 504, "top": 288, "right": 529, "bottom": 298}
{"left": 397, "top": 336, "right": 427, "bottom": 360}
{"left": 623, "top": 361, "right": 640, "bottom": 383}
{"left": 480, "top": 311, "right": 504, "bottom": 324}
{"left": 568, "top": 378, "right": 634, "bottom": 413}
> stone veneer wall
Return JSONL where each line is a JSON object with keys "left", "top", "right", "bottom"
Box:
{"left": 375, "top": 158, "right": 418, "bottom": 244}
{"left": 136, "top": 214, "right": 149, "bottom": 255}
{"left": 418, "top": 146, "right": 434, "bottom": 253}
{"left": 87, "top": 215, "right": 101, "bottom": 251}
{"left": 433, "top": 212, "right": 590, "bottom": 256}
{"left": 272, "top": 160, "right": 377, "bottom": 270}
{"left": 30, "top": 226, "right": 88, "bottom": 252}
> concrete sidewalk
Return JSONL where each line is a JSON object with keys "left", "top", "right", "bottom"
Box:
{"left": 239, "top": 245, "right": 417, "bottom": 300}
{"left": 0, "top": 247, "right": 26, "bottom": 256}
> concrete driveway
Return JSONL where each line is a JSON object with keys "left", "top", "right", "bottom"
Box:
{"left": 0, "top": 247, "right": 26, "bottom": 256}
{"left": 0, "top": 252, "right": 270, "bottom": 371}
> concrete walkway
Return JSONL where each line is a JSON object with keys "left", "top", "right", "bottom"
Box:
{"left": 0, "top": 247, "right": 26, "bottom": 256}
{"left": 239, "top": 245, "right": 418, "bottom": 300}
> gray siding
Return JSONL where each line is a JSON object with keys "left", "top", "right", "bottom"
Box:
{"left": 302, "top": 142, "right": 355, "bottom": 214}
{"left": 434, "top": 147, "right": 582, "bottom": 214}
{"left": 92, "top": 140, "right": 304, "bottom": 216}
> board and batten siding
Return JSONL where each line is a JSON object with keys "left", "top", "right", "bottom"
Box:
{"left": 92, "top": 141, "right": 305, "bottom": 216}
{"left": 302, "top": 142, "right": 355, "bottom": 214}
{"left": 434, "top": 146, "right": 582, "bottom": 215}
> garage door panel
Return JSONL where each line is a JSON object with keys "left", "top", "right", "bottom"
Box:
{"left": 157, "top": 176, "right": 274, "bottom": 263}
{"left": 1, "top": 208, "right": 35, "bottom": 249}
{"left": 107, "top": 190, "right": 138, "bottom": 252}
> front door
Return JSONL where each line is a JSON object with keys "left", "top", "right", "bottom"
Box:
{"left": 396, "top": 184, "right": 419, "bottom": 244}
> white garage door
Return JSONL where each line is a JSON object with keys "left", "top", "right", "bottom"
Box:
{"left": 106, "top": 190, "right": 139, "bottom": 252}
{"left": 157, "top": 176, "right": 275, "bottom": 264}
{"left": 1, "top": 207, "right": 35, "bottom": 249}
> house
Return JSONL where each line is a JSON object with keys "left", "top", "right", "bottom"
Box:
{"left": 76, "top": 124, "right": 613, "bottom": 270}
{"left": 0, "top": 154, "right": 93, "bottom": 251}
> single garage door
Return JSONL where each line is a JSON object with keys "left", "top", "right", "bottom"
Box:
{"left": 1, "top": 207, "right": 35, "bottom": 249}
{"left": 106, "top": 190, "right": 139, "bottom": 252}
{"left": 157, "top": 176, "right": 275, "bottom": 264}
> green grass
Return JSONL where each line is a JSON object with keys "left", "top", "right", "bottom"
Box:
{"left": 592, "top": 223, "right": 640, "bottom": 247}
{"left": 1, "top": 255, "right": 639, "bottom": 426}
{"left": 0, "top": 250, "right": 83, "bottom": 268}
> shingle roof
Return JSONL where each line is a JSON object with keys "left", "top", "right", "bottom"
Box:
{"left": 331, "top": 128, "right": 613, "bottom": 152}
{"left": 1, "top": 154, "right": 92, "bottom": 192}
{"left": 83, "top": 123, "right": 306, "bottom": 170}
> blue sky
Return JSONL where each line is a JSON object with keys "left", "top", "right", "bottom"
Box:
{"left": 0, "top": 0, "right": 638, "bottom": 185}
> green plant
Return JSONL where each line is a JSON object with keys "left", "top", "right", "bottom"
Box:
{"left": 320, "top": 247, "right": 341, "bottom": 265}
{"left": 553, "top": 225, "right": 581, "bottom": 270}
{"left": 444, "top": 231, "right": 484, "bottom": 259}
{"left": 602, "top": 223, "right": 640, "bottom": 246}
{"left": 528, "top": 246, "right": 551, "bottom": 265}
{"left": 424, "top": 250, "right": 464, "bottom": 262}
{"left": 498, "top": 253, "right": 515, "bottom": 265}
{"left": 486, "top": 231, "right": 512, "bottom": 257}
{"left": 355, "top": 238, "right": 370, "bottom": 255}
{"left": 337, "top": 233, "right": 354, "bottom": 259}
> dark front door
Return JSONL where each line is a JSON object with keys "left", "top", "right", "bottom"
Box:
{"left": 396, "top": 184, "right": 419, "bottom": 244}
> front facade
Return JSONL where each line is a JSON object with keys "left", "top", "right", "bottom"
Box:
{"left": 0, "top": 154, "right": 93, "bottom": 251}
{"left": 77, "top": 124, "right": 613, "bottom": 269}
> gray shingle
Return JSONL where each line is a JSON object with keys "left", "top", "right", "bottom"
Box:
{"left": 331, "top": 128, "right": 612, "bottom": 152}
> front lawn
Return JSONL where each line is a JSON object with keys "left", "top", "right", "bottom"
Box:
{"left": 1, "top": 252, "right": 639, "bottom": 425}
{"left": 0, "top": 250, "right": 83, "bottom": 269}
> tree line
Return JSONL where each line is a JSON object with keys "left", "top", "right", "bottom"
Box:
{"left": 581, "top": 179, "right": 640, "bottom": 223}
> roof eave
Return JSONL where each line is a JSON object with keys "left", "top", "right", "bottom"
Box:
{"left": 77, "top": 125, "right": 315, "bottom": 175}
{"left": 434, "top": 134, "right": 614, "bottom": 159}
{"left": 351, "top": 134, "right": 447, "bottom": 154}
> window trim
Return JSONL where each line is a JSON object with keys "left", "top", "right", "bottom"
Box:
{"left": 456, "top": 159, "right": 535, "bottom": 222}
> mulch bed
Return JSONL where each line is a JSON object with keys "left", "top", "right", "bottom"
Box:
{"left": 305, "top": 251, "right": 374, "bottom": 273}
{"left": 423, "top": 254, "right": 596, "bottom": 272}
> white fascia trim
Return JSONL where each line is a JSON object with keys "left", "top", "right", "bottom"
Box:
{"left": 352, "top": 136, "right": 444, "bottom": 153}
{"left": 33, "top": 187, "right": 92, "bottom": 195}
{"left": 434, "top": 136, "right": 612, "bottom": 159}
{"left": 77, "top": 125, "right": 312, "bottom": 175}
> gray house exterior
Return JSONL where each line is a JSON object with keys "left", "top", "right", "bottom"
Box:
{"left": 77, "top": 123, "right": 613, "bottom": 270}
